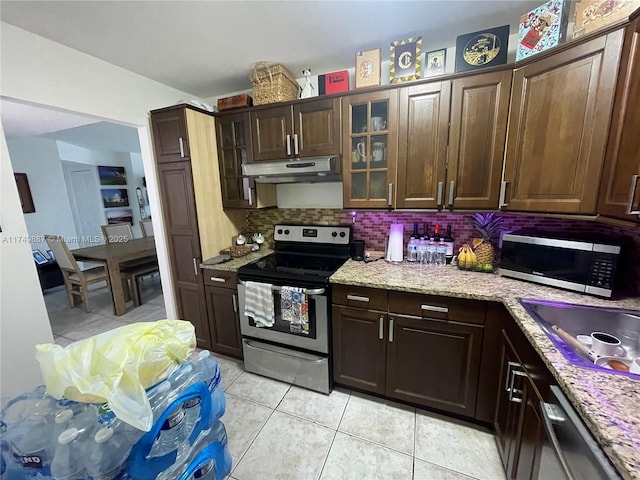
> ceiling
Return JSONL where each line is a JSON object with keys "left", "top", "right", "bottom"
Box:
{"left": 1, "top": 0, "right": 544, "bottom": 99}
{"left": 1, "top": 1, "right": 544, "bottom": 153}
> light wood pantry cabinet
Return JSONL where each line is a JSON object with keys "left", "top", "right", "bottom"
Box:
{"left": 396, "top": 80, "right": 450, "bottom": 209}
{"left": 598, "top": 16, "right": 640, "bottom": 222}
{"left": 215, "top": 111, "right": 276, "bottom": 209}
{"left": 251, "top": 97, "right": 341, "bottom": 161}
{"left": 203, "top": 270, "right": 243, "bottom": 359}
{"left": 502, "top": 28, "right": 624, "bottom": 214}
{"left": 151, "top": 105, "right": 244, "bottom": 349}
{"left": 342, "top": 90, "right": 399, "bottom": 208}
{"left": 447, "top": 69, "right": 511, "bottom": 210}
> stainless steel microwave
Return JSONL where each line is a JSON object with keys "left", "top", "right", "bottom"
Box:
{"left": 499, "top": 230, "right": 622, "bottom": 298}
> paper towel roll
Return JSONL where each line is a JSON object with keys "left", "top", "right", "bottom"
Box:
{"left": 385, "top": 223, "right": 404, "bottom": 263}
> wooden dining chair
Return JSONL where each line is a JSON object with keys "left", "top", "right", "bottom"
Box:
{"left": 140, "top": 219, "right": 154, "bottom": 238}
{"left": 44, "top": 235, "right": 111, "bottom": 313}
{"left": 101, "top": 223, "right": 134, "bottom": 243}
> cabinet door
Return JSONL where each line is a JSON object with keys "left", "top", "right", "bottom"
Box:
{"left": 151, "top": 109, "right": 190, "bottom": 162}
{"left": 494, "top": 330, "right": 528, "bottom": 478}
{"left": 448, "top": 70, "right": 511, "bottom": 210}
{"left": 216, "top": 112, "right": 253, "bottom": 208}
{"left": 386, "top": 315, "right": 483, "bottom": 417}
{"left": 251, "top": 105, "right": 293, "bottom": 161}
{"left": 293, "top": 97, "right": 341, "bottom": 157}
{"left": 396, "top": 81, "right": 450, "bottom": 209}
{"left": 503, "top": 29, "right": 624, "bottom": 213}
{"left": 342, "top": 90, "right": 398, "bottom": 208}
{"left": 157, "top": 161, "right": 210, "bottom": 349}
{"left": 598, "top": 19, "right": 640, "bottom": 222}
{"left": 332, "top": 305, "right": 387, "bottom": 394}
{"left": 513, "top": 377, "right": 545, "bottom": 480}
{"left": 204, "top": 285, "right": 243, "bottom": 359}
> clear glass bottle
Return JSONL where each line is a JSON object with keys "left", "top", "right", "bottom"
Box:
{"left": 436, "top": 239, "right": 447, "bottom": 266}
{"left": 426, "top": 238, "right": 437, "bottom": 265}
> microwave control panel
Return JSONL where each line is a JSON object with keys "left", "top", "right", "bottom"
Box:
{"left": 588, "top": 255, "right": 617, "bottom": 289}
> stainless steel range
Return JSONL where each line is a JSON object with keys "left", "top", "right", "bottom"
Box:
{"left": 237, "top": 224, "right": 352, "bottom": 394}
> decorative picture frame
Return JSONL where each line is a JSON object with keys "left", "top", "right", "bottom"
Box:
{"left": 425, "top": 49, "right": 446, "bottom": 77}
{"left": 33, "top": 249, "right": 49, "bottom": 265}
{"left": 390, "top": 37, "right": 422, "bottom": 83}
{"left": 455, "top": 25, "right": 510, "bottom": 72}
{"left": 98, "top": 166, "right": 127, "bottom": 186}
{"left": 101, "top": 188, "right": 130, "bottom": 208}
{"left": 355, "top": 48, "right": 381, "bottom": 89}
{"left": 106, "top": 208, "right": 134, "bottom": 225}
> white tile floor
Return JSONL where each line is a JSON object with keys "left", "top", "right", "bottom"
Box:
{"left": 44, "top": 280, "right": 506, "bottom": 480}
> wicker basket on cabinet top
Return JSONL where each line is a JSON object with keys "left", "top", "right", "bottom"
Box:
{"left": 250, "top": 62, "right": 300, "bottom": 105}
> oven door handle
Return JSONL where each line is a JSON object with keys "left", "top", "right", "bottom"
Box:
{"left": 239, "top": 281, "right": 325, "bottom": 296}
{"left": 244, "top": 340, "right": 327, "bottom": 363}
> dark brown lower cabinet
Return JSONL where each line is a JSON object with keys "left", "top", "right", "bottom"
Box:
{"left": 331, "top": 305, "right": 386, "bottom": 394}
{"left": 203, "top": 270, "right": 243, "bottom": 360}
{"left": 386, "top": 315, "right": 483, "bottom": 417}
{"left": 494, "top": 327, "right": 549, "bottom": 480}
{"left": 332, "top": 293, "right": 484, "bottom": 418}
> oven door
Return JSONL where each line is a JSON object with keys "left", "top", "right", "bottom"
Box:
{"left": 237, "top": 283, "right": 328, "bottom": 354}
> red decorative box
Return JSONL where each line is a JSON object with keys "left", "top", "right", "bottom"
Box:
{"left": 318, "top": 70, "right": 349, "bottom": 95}
{"left": 217, "top": 94, "right": 253, "bottom": 111}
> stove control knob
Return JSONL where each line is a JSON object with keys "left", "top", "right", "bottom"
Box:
{"left": 284, "top": 229, "right": 290, "bottom": 235}
{"left": 339, "top": 232, "right": 346, "bottom": 238}
{"left": 331, "top": 231, "right": 337, "bottom": 237}
{"left": 277, "top": 229, "right": 283, "bottom": 235}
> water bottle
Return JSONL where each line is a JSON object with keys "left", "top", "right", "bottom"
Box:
{"left": 184, "top": 351, "right": 224, "bottom": 438}
{"left": 50, "top": 428, "right": 86, "bottom": 480}
{"left": 418, "top": 238, "right": 427, "bottom": 264}
{"left": 6, "top": 394, "right": 57, "bottom": 476}
{"left": 149, "top": 390, "right": 189, "bottom": 459}
{"left": 157, "top": 421, "right": 231, "bottom": 480}
{"left": 406, "top": 238, "right": 416, "bottom": 262}
{"left": 436, "top": 239, "right": 447, "bottom": 266}
{"left": 426, "top": 238, "right": 437, "bottom": 265}
{"left": 52, "top": 403, "right": 97, "bottom": 444}
{"left": 86, "top": 422, "right": 133, "bottom": 480}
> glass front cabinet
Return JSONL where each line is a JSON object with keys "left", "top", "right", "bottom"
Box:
{"left": 342, "top": 90, "right": 398, "bottom": 208}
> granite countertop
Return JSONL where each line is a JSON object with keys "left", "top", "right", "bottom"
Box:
{"left": 330, "top": 259, "right": 640, "bottom": 480}
{"left": 200, "top": 248, "right": 273, "bottom": 272}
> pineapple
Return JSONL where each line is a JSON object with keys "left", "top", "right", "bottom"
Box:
{"left": 469, "top": 213, "right": 502, "bottom": 268}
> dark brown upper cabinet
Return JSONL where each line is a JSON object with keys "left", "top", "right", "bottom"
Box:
{"left": 502, "top": 28, "right": 624, "bottom": 214}
{"left": 597, "top": 17, "right": 640, "bottom": 222}
{"left": 251, "top": 97, "right": 341, "bottom": 161}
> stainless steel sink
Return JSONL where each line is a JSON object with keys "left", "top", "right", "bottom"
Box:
{"left": 518, "top": 298, "right": 640, "bottom": 377}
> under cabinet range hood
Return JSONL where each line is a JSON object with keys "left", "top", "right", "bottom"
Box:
{"left": 242, "top": 156, "right": 341, "bottom": 183}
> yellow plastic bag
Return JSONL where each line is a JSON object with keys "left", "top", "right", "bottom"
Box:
{"left": 35, "top": 319, "right": 196, "bottom": 431}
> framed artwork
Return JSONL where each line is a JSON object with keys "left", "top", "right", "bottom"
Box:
{"left": 425, "top": 49, "right": 446, "bottom": 77}
{"left": 573, "top": 0, "right": 640, "bottom": 38}
{"left": 517, "top": 1, "right": 569, "bottom": 60}
{"left": 98, "top": 165, "right": 127, "bottom": 186}
{"left": 33, "top": 250, "right": 48, "bottom": 265}
{"left": 106, "top": 208, "right": 134, "bottom": 225}
{"left": 101, "top": 188, "right": 129, "bottom": 208}
{"left": 455, "top": 25, "right": 510, "bottom": 72}
{"left": 355, "top": 49, "right": 381, "bottom": 88}
{"left": 390, "top": 37, "right": 422, "bottom": 83}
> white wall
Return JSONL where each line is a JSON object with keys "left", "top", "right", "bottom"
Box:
{"left": 0, "top": 23, "right": 196, "bottom": 397}
{"left": 6, "top": 136, "right": 79, "bottom": 254}
{"left": 0, "top": 125, "right": 54, "bottom": 399}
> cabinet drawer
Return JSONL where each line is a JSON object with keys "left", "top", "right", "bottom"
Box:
{"left": 203, "top": 270, "right": 238, "bottom": 289}
{"left": 332, "top": 284, "right": 388, "bottom": 311}
{"left": 389, "top": 291, "right": 486, "bottom": 325}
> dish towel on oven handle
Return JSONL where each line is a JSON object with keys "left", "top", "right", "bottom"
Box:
{"left": 280, "top": 286, "right": 309, "bottom": 335}
{"left": 244, "top": 281, "right": 275, "bottom": 327}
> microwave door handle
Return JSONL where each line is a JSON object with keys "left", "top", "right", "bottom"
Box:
{"left": 540, "top": 401, "right": 576, "bottom": 480}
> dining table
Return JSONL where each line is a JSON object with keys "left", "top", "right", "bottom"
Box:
{"left": 72, "top": 237, "right": 157, "bottom": 316}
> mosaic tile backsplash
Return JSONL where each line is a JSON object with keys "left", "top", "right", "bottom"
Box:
{"left": 246, "top": 209, "right": 640, "bottom": 296}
